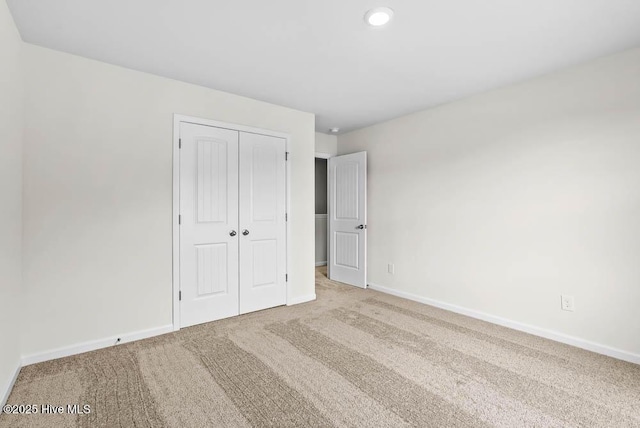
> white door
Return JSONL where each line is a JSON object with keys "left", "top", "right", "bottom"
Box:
{"left": 329, "top": 152, "right": 367, "bottom": 288}
{"left": 180, "top": 122, "right": 240, "bottom": 327}
{"left": 239, "top": 132, "right": 287, "bottom": 313}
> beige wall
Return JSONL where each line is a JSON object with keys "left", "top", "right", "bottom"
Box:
{"left": 315, "top": 132, "right": 337, "bottom": 156}
{"left": 21, "top": 44, "right": 315, "bottom": 357}
{"left": 0, "top": 0, "right": 23, "bottom": 403}
{"left": 338, "top": 48, "right": 640, "bottom": 358}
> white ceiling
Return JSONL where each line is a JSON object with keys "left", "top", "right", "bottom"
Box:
{"left": 7, "top": 0, "right": 640, "bottom": 133}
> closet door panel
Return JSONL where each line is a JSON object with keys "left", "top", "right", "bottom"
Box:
{"left": 180, "top": 122, "right": 239, "bottom": 327}
{"left": 239, "top": 133, "right": 287, "bottom": 313}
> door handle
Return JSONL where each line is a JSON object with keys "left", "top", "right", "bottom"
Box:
{"left": 242, "top": 229, "right": 250, "bottom": 236}
{"left": 229, "top": 230, "right": 237, "bottom": 237}
{"left": 356, "top": 224, "right": 366, "bottom": 230}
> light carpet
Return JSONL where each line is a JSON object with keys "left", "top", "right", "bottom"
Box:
{"left": 2, "top": 267, "right": 639, "bottom": 427}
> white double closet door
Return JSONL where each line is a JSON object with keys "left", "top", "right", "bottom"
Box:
{"left": 179, "top": 122, "right": 286, "bottom": 328}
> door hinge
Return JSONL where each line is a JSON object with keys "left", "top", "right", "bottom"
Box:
{"left": 286, "top": 274, "right": 288, "bottom": 282}
{"left": 285, "top": 152, "right": 289, "bottom": 161}
{"left": 179, "top": 291, "right": 182, "bottom": 301}
{"left": 178, "top": 215, "right": 181, "bottom": 225}
{"left": 179, "top": 138, "right": 182, "bottom": 149}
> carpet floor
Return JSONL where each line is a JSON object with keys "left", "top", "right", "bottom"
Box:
{"left": 2, "top": 267, "right": 639, "bottom": 427}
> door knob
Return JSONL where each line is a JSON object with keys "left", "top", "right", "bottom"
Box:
{"left": 356, "top": 224, "right": 366, "bottom": 230}
{"left": 229, "top": 230, "right": 237, "bottom": 237}
{"left": 242, "top": 229, "right": 250, "bottom": 236}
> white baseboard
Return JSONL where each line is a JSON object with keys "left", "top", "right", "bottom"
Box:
{"left": 21, "top": 324, "right": 174, "bottom": 366}
{"left": 1, "top": 362, "right": 21, "bottom": 407}
{"left": 288, "top": 293, "right": 316, "bottom": 306}
{"left": 367, "top": 282, "right": 640, "bottom": 365}
{"left": 315, "top": 261, "right": 327, "bottom": 267}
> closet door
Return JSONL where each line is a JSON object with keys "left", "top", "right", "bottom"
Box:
{"left": 179, "top": 122, "right": 239, "bottom": 328}
{"left": 238, "top": 133, "right": 287, "bottom": 314}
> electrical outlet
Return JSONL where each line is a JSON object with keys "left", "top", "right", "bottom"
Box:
{"left": 561, "top": 295, "right": 575, "bottom": 312}
{"left": 388, "top": 263, "right": 395, "bottom": 274}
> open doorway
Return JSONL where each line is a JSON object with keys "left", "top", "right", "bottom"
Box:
{"left": 315, "top": 156, "right": 328, "bottom": 267}
{"left": 315, "top": 151, "right": 368, "bottom": 287}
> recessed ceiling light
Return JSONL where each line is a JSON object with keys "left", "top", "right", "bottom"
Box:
{"left": 365, "top": 7, "right": 394, "bottom": 27}
{"left": 330, "top": 128, "right": 340, "bottom": 133}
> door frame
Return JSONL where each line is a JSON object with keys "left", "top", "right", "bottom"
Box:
{"left": 314, "top": 152, "right": 332, "bottom": 273}
{"left": 172, "top": 114, "right": 291, "bottom": 331}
